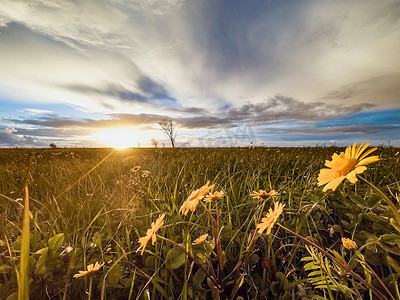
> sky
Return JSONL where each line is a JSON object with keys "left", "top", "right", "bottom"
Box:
{"left": 0, "top": 0, "right": 399, "bottom": 148}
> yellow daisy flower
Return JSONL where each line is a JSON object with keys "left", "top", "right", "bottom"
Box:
{"left": 142, "top": 170, "right": 150, "bottom": 178}
{"left": 203, "top": 191, "right": 224, "bottom": 203}
{"left": 251, "top": 190, "right": 280, "bottom": 199}
{"left": 73, "top": 262, "right": 104, "bottom": 278}
{"left": 192, "top": 234, "right": 208, "bottom": 245}
{"left": 342, "top": 237, "right": 357, "bottom": 250}
{"left": 131, "top": 166, "right": 141, "bottom": 172}
{"left": 257, "top": 202, "right": 285, "bottom": 235}
{"left": 179, "top": 181, "right": 215, "bottom": 215}
{"left": 137, "top": 213, "right": 165, "bottom": 255}
{"left": 318, "top": 142, "right": 380, "bottom": 192}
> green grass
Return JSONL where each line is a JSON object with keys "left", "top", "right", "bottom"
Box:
{"left": 0, "top": 146, "right": 399, "bottom": 299}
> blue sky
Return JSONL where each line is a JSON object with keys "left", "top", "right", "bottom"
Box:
{"left": 0, "top": 0, "right": 399, "bottom": 147}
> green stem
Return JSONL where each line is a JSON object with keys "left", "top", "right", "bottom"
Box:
{"left": 214, "top": 201, "right": 223, "bottom": 282}
{"left": 18, "top": 183, "right": 30, "bottom": 300}
{"left": 88, "top": 276, "right": 93, "bottom": 300}
{"left": 355, "top": 251, "right": 395, "bottom": 300}
{"left": 278, "top": 223, "right": 388, "bottom": 300}
{"left": 200, "top": 202, "right": 219, "bottom": 278}
{"left": 358, "top": 176, "right": 400, "bottom": 225}
{"left": 229, "top": 201, "right": 266, "bottom": 300}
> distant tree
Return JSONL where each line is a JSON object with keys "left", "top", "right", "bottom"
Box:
{"left": 49, "top": 143, "right": 57, "bottom": 148}
{"left": 158, "top": 118, "right": 177, "bottom": 147}
{"left": 151, "top": 138, "right": 158, "bottom": 148}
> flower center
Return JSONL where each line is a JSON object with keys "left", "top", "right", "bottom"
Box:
{"left": 334, "top": 158, "right": 359, "bottom": 177}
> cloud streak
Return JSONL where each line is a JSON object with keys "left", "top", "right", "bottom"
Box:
{"left": 3, "top": 95, "right": 374, "bottom": 129}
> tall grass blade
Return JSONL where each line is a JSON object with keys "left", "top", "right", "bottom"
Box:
{"left": 18, "top": 183, "right": 30, "bottom": 300}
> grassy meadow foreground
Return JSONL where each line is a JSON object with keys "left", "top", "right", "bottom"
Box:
{"left": 0, "top": 146, "right": 399, "bottom": 300}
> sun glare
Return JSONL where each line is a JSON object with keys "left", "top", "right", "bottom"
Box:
{"left": 93, "top": 127, "right": 147, "bottom": 149}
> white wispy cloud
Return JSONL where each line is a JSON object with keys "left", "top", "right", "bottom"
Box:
{"left": 25, "top": 108, "right": 53, "bottom": 114}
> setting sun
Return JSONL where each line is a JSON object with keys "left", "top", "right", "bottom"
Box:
{"left": 92, "top": 127, "right": 148, "bottom": 148}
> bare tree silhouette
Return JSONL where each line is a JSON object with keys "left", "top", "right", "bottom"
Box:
{"left": 151, "top": 138, "right": 159, "bottom": 148}
{"left": 158, "top": 118, "right": 177, "bottom": 147}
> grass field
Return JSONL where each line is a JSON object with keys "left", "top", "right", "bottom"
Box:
{"left": 0, "top": 146, "right": 399, "bottom": 300}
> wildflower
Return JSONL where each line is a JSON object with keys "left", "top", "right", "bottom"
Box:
{"left": 106, "top": 246, "right": 112, "bottom": 253}
{"left": 131, "top": 166, "right": 141, "bottom": 173}
{"left": 179, "top": 181, "right": 215, "bottom": 215}
{"left": 204, "top": 191, "right": 224, "bottom": 203}
{"left": 142, "top": 170, "right": 150, "bottom": 178}
{"left": 73, "top": 262, "right": 104, "bottom": 278}
{"left": 192, "top": 234, "right": 208, "bottom": 245}
{"left": 318, "top": 142, "right": 380, "bottom": 192}
{"left": 342, "top": 237, "right": 357, "bottom": 250}
{"left": 137, "top": 213, "right": 165, "bottom": 255}
{"left": 257, "top": 202, "right": 285, "bottom": 235}
{"left": 251, "top": 190, "right": 280, "bottom": 199}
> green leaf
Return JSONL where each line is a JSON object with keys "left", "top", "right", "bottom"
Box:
{"left": 35, "top": 247, "right": 48, "bottom": 255}
{"left": 0, "top": 265, "right": 11, "bottom": 273}
{"left": 301, "top": 257, "right": 313, "bottom": 262}
{"left": 35, "top": 247, "right": 49, "bottom": 275}
{"left": 107, "top": 263, "right": 122, "bottom": 285}
{"left": 348, "top": 194, "right": 368, "bottom": 208}
{"left": 145, "top": 256, "right": 155, "bottom": 269}
{"left": 6, "top": 292, "right": 18, "bottom": 300}
{"left": 220, "top": 250, "right": 226, "bottom": 269}
{"left": 165, "top": 246, "right": 186, "bottom": 269}
{"left": 379, "top": 243, "right": 400, "bottom": 256}
{"left": 192, "top": 268, "right": 206, "bottom": 291}
{"left": 327, "top": 249, "right": 346, "bottom": 264}
{"left": 230, "top": 273, "right": 246, "bottom": 296}
{"left": 248, "top": 253, "right": 259, "bottom": 268}
{"left": 207, "top": 278, "right": 221, "bottom": 300}
{"left": 386, "top": 255, "right": 400, "bottom": 274}
{"left": 48, "top": 233, "right": 64, "bottom": 252}
{"left": 150, "top": 277, "right": 169, "bottom": 298}
{"left": 390, "top": 218, "right": 400, "bottom": 233}
{"left": 143, "top": 289, "right": 150, "bottom": 300}
{"left": 379, "top": 234, "right": 400, "bottom": 247}
{"left": 276, "top": 272, "right": 290, "bottom": 291}
{"left": 304, "top": 262, "right": 320, "bottom": 271}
